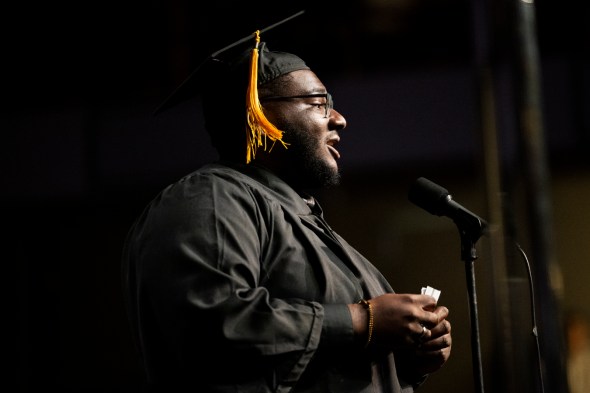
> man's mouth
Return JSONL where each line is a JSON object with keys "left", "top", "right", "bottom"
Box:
{"left": 326, "top": 133, "right": 340, "bottom": 160}
{"left": 327, "top": 144, "right": 340, "bottom": 160}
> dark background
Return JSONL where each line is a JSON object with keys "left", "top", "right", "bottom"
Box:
{"left": 7, "top": 0, "right": 589, "bottom": 391}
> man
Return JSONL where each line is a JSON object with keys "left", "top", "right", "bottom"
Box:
{"left": 122, "top": 21, "right": 452, "bottom": 393}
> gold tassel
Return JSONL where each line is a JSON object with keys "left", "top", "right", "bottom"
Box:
{"left": 245, "top": 30, "right": 288, "bottom": 163}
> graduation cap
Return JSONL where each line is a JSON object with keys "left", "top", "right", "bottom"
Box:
{"left": 155, "top": 10, "right": 310, "bottom": 163}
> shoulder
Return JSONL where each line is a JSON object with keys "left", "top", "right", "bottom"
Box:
{"left": 156, "top": 161, "right": 305, "bottom": 214}
{"left": 173, "top": 162, "right": 270, "bottom": 201}
{"left": 143, "top": 162, "right": 310, "bottom": 223}
{"left": 133, "top": 164, "right": 267, "bottom": 237}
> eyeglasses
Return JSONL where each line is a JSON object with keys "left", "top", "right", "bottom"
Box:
{"left": 260, "top": 93, "right": 333, "bottom": 118}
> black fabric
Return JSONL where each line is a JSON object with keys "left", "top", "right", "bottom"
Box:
{"left": 121, "top": 162, "right": 417, "bottom": 392}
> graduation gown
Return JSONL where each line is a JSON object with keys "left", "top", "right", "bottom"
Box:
{"left": 122, "top": 161, "right": 421, "bottom": 392}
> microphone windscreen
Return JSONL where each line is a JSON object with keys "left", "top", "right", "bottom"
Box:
{"left": 408, "top": 177, "right": 449, "bottom": 216}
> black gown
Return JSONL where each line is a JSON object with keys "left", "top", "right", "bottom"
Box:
{"left": 122, "top": 161, "right": 422, "bottom": 392}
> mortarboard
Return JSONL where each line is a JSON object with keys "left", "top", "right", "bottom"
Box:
{"left": 155, "top": 10, "right": 310, "bottom": 163}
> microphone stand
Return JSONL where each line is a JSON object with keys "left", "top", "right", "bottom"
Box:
{"left": 407, "top": 178, "right": 488, "bottom": 392}
{"left": 457, "top": 222, "right": 485, "bottom": 393}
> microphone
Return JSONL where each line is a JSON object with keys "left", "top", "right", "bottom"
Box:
{"left": 408, "top": 177, "right": 488, "bottom": 239}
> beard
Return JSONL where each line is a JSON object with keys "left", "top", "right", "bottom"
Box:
{"left": 281, "top": 125, "right": 341, "bottom": 190}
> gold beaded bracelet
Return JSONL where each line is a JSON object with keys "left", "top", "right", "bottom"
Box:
{"left": 358, "top": 299, "right": 374, "bottom": 348}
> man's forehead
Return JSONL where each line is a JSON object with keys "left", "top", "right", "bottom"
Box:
{"left": 272, "top": 69, "right": 325, "bottom": 93}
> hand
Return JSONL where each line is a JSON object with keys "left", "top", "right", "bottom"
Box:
{"left": 397, "top": 305, "right": 452, "bottom": 377}
{"left": 349, "top": 293, "right": 442, "bottom": 350}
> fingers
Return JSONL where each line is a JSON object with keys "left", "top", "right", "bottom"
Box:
{"left": 421, "top": 306, "right": 449, "bottom": 331}
{"left": 414, "top": 338, "right": 452, "bottom": 375}
{"left": 434, "top": 305, "right": 450, "bottom": 320}
{"left": 429, "top": 318, "right": 451, "bottom": 339}
{"left": 412, "top": 316, "right": 451, "bottom": 349}
{"left": 420, "top": 331, "right": 452, "bottom": 352}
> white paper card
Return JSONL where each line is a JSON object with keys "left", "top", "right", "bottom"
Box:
{"left": 421, "top": 285, "right": 441, "bottom": 302}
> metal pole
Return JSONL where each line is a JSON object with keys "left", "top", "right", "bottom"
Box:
{"left": 465, "top": 257, "right": 485, "bottom": 393}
